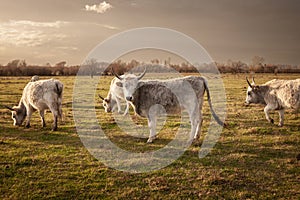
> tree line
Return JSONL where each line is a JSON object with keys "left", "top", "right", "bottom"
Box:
{"left": 1, "top": 57, "right": 300, "bottom": 76}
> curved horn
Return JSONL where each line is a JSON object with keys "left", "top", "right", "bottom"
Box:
{"left": 98, "top": 94, "right": 105, "bottom": 100}
{"left": 246, "top": 77, "right": 253, "bottom": 88}
{"left": 4, "top": 105, "right": 14, "bottom": 111}
{"left": 111, "top": 66, "right": 123, "bottom": 80}
{"left": 137, "top": 67, "right": 147, "bottom": 80}
{"left": 252, "top": 77, "right": 255, "bottom": 85}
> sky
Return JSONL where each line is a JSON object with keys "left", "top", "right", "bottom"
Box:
{"left": 0, "top": 0, "right": 300, "bottom": 66}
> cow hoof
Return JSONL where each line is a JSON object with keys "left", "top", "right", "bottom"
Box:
{"left": 25, "top": 124, "right": 31, "bottom": 128}
{"left": 52, "top": 127, "right": 57, "bottom": 131}
{"left": 278, "top": 123, "right": 283, "bottom": 127}
{"left": 188, "top": 139, "right": 194, "bottom": 144}
{"left": 270, "top": 119, "right": 274, "bottom": 124}
{"left": 147, "top": 139, "right": 153, "bottom": 143}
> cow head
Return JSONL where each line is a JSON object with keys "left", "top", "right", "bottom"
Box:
{"left": 5, "top": 105, "right": 27, "bottom": 126}
{"left": 245, "top": 77, "right": 265, "bottom": 104}
{"left": 112, "top": 67, "right": 146, "bottom": 101}
{"left": 99, "top": 95, "right": 116, "bottom": 113}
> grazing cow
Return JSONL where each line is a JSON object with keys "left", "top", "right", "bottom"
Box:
{"left": 99, "top": 75, "right": 131, "bottom": 115}
{"left": 245, "top": 77, "right": 300, "bottom": 126}
{"left": 112, "top": 68, "right": 225, "bottom": 143}
{"left": 5, "top": 77, "right": 63, "bottom": 131}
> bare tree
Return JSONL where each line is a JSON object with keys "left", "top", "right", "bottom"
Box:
{"left": 252, "top": 56, "right": 265, "bottom": 66}
{"left": 55, "top": 61, "right": 67, "bottom": 68}
{"left": 84, "top": 58, "right": 98, "bottom": 78}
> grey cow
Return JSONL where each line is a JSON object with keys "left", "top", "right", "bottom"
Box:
{"left": 245, "top": 77, "right": 300, "bottom": 126}
{"left": 5, "top": 77, "right": 63, "bottom": 131}
{"left": 112, "top": 69, "right": 225, "bottom": 143}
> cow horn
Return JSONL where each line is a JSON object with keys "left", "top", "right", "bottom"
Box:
{"left": 137, "top": 67, "right": 147, "bottom": 80}
{"left": 3, "top": 105, "right": 14, "bottom": 111}
{"left": 111, "top": 66, "right": 123, "bottom": 80}
{"left": 98, "top": 94, "right": 105, "bottom": 100}
{"left": 246, "top": 77, "right": 253, "bottom": 88}
{"left": 252, "top": 77, "right": 255, "bottom": 85}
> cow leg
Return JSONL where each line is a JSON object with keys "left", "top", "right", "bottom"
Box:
{"left": 194, "top": 116, "right": 203, "bottom": 140}
{"left": 49, "top": 103, "right": 59, "bottom": 131}
{"left": 189, "top": 111, "right": 200, "bottom": 143}
{"left": 25, "top": 107, "right": 33, "bottom": 128}
{"left": 278, "top": 109, "right": 285, "bottom": 127}
{"left": 123, "top": 101, "right": 130, "bottom": 116}
{"left": 39, "top": 110, "right": 46, "bottom": 127}
{"left": 115, "top": 98, "right": 122, "bottom": 114}
{"left": 52, "top": 115, "right": 58, "bottom": 131}
{"left": 147, "top": 116, "right": 157, "bottom": 143}
{"left": 264, "top": 105, "right": 274, "bottom": 124}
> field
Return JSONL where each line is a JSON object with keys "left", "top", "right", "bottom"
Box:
{"left": 0, "top": 74, "right": 299, "bottom": 199}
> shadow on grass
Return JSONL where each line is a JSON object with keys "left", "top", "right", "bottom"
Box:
{"left": 0, "top": 123, "right": 82, "bottom": 148}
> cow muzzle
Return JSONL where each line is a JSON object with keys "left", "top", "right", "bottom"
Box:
{"left": 126, "top": 96, "right": 133, "bottom": 101}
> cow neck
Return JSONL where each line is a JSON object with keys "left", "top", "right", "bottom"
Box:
{"left": 18, "top": 98, "right": 27, "bottom": 113}
{"left": 258, "top": 85, "right": 269, "bottom": 105}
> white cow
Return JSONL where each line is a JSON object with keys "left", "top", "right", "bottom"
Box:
{"left": 5, "top": 77, "right": 63, "bottom": 131}
{"left": 245, "top": 77, "right": 300, "bottom": 126}
{"left": 112, "top": 68, "right": 226, "bottom": 143}
{"left": 99, "top": 75, "right": 130, "bottom": 115}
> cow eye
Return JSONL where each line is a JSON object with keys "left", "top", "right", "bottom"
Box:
{"left": 247, "top": 91, "right": 251, "bottom": 96}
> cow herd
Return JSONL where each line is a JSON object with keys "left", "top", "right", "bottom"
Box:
{"left": 4, "top": 70, "right": 300, "bottom": 143}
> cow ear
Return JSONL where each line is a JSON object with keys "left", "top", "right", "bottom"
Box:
{"left": 116, "top": 82, "right": 123, "bottom": 87}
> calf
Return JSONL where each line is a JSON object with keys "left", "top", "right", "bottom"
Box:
{"left": 5, "top": 77, "right": 63, "bottom": 131}
{"left": 99, "top": 75, "right": 131, "bottom": 115}
{"left": 245, "top": 77, "right": 300, "bottom": 126}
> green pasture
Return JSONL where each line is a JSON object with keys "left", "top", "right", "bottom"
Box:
{"left": 0, "top": 74, "right": 299, "bottom": 199}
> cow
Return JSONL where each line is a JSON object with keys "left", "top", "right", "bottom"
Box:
{"left": 99, "top": 75, "right": 131, "bottom": 115}
{"left": 5, "top": 77, "right": 63, "bottom": 131}
{"left": 112, "top": 68, "right": 225, "bottom": 143}
{"left": 245, "top": 77, "right": 300, "bottom": 126}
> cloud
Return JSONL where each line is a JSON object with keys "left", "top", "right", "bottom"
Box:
{"left": 90, "top": 22, "right": 118, "bottom": 30}
{"left": 56, "top": 46, "right": 79, "bottom": 51}
{"left": 85, "top": 1, "right": 113, "bottom": 14}
{"left": 101, "top": 24, "right": 118, "bottom": 30}
{"left": 0, "top": 20, "right": 68, "bottom": 47}
{"left": 8, "top": 20, "right": 68, "bottom": 28}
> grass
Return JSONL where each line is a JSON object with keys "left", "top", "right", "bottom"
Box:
{"left": 0, "top": 74, "right": 299, "bottom": 199}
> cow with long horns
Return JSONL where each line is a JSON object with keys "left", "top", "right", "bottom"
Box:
{"left": 112, "top": 67, "right": 226, "bottom": 143}
{"left": 5, "top": 77, "right": 63, "bottom": 131}
{"left": 245, "top": 77, "right": 300, "bottom": 126}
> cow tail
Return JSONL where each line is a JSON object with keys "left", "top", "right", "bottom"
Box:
{"left": 55, "top": 81, "right": 63, "bottom": 119}
{"left": 203, "top": 79, "right": 226, "bottom": 127}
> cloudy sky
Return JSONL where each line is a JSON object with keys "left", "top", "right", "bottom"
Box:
{"left": 0, "top": 0, "right": 300, "bottom": 65}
